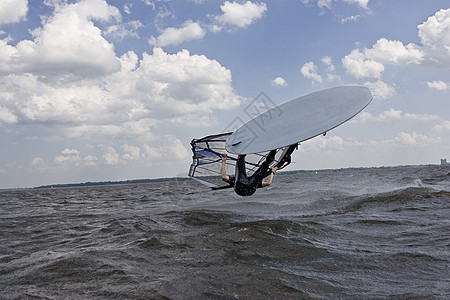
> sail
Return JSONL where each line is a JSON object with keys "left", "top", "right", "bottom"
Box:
{"left": 189, "top": 132, "right": 296, "bottom": 189}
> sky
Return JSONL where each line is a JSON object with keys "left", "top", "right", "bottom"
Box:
{"left": 0, "top": 0, "right": 449, "bottom": 188}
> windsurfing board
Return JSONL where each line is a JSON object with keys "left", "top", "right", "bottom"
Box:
{"left": 225, "top": 86, "right": 372, "bottom": 154}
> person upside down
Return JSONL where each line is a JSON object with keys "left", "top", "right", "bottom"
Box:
{"left": 220, "top": 144, "right": 297, "bottom": 196}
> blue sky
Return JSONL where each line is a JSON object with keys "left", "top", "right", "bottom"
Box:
{"left": 0, "top": 0, "right": 449, "bottom": 188}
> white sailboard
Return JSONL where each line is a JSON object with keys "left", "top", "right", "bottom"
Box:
{"left": 225, "top": 86, "right": 372, "bottom": 154}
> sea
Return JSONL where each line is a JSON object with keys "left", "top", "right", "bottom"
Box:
{"left": 1, "top": 165, "right": 449, "bottom": 299}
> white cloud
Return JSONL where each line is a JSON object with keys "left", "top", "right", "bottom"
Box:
{"left": 342, "top": 38, "right": 424, "bottom": 80}
{"left": 321, "top": 56, "right": 340, "bottom": 82}
{"left": 105, "top": 20, "right": 143, "bottom": 40}
{"left": 403, "top": 113, "right": 440, "bottom": 121}
{"left": 321, "top": 56, "right": 335, "bottom": 71}
{"left": 142, "top": 144, "right": 162, "bottom": 160}
{"left": 356, "top": 109, "right": 440, "bottom": 122}
{"left": 54, "top": 148, "right": 81, "bottom": 166}
{"left": 341, "top": 15, "right": 361, "bottom": 23}
{"left": 149, "top": 20, "right": 206, "bottom": 47}
{"left": 121, "top": 144, "right": 141, "bottom": 161}
{"left": 0, "top": 73, "right": 117, "bottom": 125}
{"left": 433, "top": 120, "right": 450, "bottom": 132}
{"left": 317, "top": 0, "right": 332, "bottom": 10}
{"left": 394, "top": 132, "right": 440, "bottom": 146}
{"left": 142, "top": 136, "right": 189, "bottom": 161}
{"left": 61, "top": 148, "right": 80, "bottom": 155}
{"left": 366, "top": 38, "right": 423, "bottom": 65}
{"left": 378, "top": 109, "right": 402, "bottom": 120}
{"left": 83, "top": 155, "right": 98, "bottom": 166}
{"left": 342, "top": 0, "right": 369, "bottom": 9}
{"left": 343, "top": 8, "right": 450, "bottom": 81}
{"left": 27, "top": 139, "right": 189, "bottom": 171}
{"left": 64, "top": 124, "right": 136, "bottom": 139}
{"left": 215, "top": 1, "right": 267, "bottom": 29}
{"left": 301, "top": 135, "right": 344, "bottom": 152}
{"left": 0, "top": 0, "right": 121, "bottom": 77}
{"left": 0, "top": 0, "right": 244, "bottom": 180}
{"left": 364, "top": 80, "right": 395, "bottom": 100}
{"left": 0, "top": 106, "right": 17, "bottom": 123}
{"left": 326, "top": 74, "right": 341, "bottom": 82}
{"left": 0, "top": 0, "right": 28, "bottom": 24}
{"left": 102, "top": 146, "right": 120, "bottom": 165}
{"left": 271, "top": 77, "right": 287, "bottom": 87}
{"left": 31, "top": 156, "right": 52, "bottom": 173}
{"left": 31, "top": 157, "right": 45, "bottom": 167}
{"left": 132, "top": 48, "right": 241, "bottom": 117}
{"left": 0, "top": 46, "right": 241, "bottom": 138}
{"left": 123, "top": 4, "right": 132, "bottom": 15}
{"left": 298, "top": 57, "right": 338, "bottom": 84}
{"left": 300, "top": 62, "right": 323, "bottom": 83}
{"left": 305, "top": 0, "right": 369, "bottom": 10}
{"left": 346, "top": 132, "right": 441, "bottom": 150}
{"left": 418, "top": 8, "right": 450, "bottom": 64}
{"left": 427, "top": 80, "right": 448, "bottom": 91}
{"left": 342, "top": 49, "right": 384, "bottom": 79}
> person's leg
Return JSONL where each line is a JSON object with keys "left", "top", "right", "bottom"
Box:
{"left": 250, "top": 149, "right": 277, "bottom": 184}
{"left": 275, "top": 144, "right": 297, "bottom": 169}
{"left": 235, "top": 155, "right": 247, "bottom": 179}
{"left": 266, "top": 149, "right": 276, "bottom": 165}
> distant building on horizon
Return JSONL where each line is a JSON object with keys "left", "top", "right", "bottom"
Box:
{"left": 441, "top": 159, "right": 449, "bottom": 166}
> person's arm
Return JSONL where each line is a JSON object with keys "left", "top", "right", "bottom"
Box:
{"left": 261, "top": 167, "right": 277, "bottom": 187}
{"left": 221, "top": 154, "right": 230, "bottom": 182}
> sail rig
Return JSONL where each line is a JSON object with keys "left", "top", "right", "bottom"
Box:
{"left": 188, "top": 132, "right": 296, "bottom": 190}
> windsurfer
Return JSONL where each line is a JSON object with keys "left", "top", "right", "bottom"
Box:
{"left": 221, "top": 152, "right": 278, "bottom": 196}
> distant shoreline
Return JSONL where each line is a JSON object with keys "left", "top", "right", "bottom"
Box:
{"left": 0, "top": 164, "right": 444, "bottom": 191}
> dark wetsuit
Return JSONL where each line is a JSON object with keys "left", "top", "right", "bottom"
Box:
{"left": 233, "top": 150, "right": 276, "bottom": 196}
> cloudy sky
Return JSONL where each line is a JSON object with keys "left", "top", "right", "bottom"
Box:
{"left": 0, "top": 0, "right": 449, "bottom": 188}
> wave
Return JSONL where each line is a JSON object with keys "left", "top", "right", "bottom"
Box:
{"left": 341, "top": 186, "right": 447, "bottom": 214}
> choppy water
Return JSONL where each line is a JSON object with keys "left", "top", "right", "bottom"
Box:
{"left": 1, "top": 166, "right": 449, "bottom": 299}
